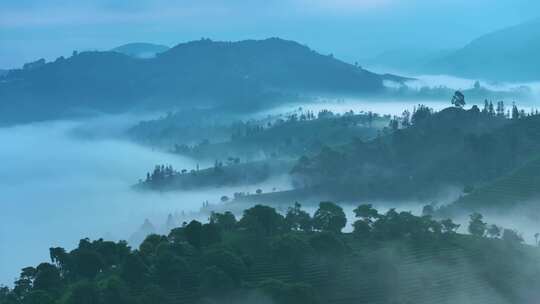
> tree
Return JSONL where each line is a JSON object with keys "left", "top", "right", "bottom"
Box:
{"left": 352, "top": 204, "right": 379, "bottom": 237}
{"left": 139, "top": 234, "right": 168, "bottom": 259}
{"left": 285, "top": 202, "right": 312, "bottom": 231}
{"left": 32, "top": 263, "right": 61, "bottom": 293}
{"left": 100, "top": 276, "right": 133, "bottom": 304}
{"left": 201, "top": 223, "right": 222, "bottom": 247}
{"left": 184, "top": 220, "right": 203, "bottom": 249}
{"left": 209, "top": 211, "right": 237, "bottom": 231}
{"left": 49, "top": 247, "right": 69, "bottom": 277}
{"left": 468, "top": 213, "right": 487, "bottom": 237}
{"left": 154, "top": 250, "right": 189, "bottom": 290}
{"left": 451, "top": 91, "right": 466, "bottom": 108}
{"left": 203, "top": 249, "right": 246, "bottom": 285}
{"left": 65, "top": 281, "right": 100, "bottom": 304}
{"left": 70, "top": 249, "right": 103, "bottom": 279}
{"left": 270, "top": 234, "right": 311, "bottom": 278}
{"left": 313, "top": 202, "right": 346, "bottom": 233}
{"left": 239, "top": 205, "right": 285, "bottom": 237}
{"left": 120, "top": 253, "right": 148, "bottom": 287}
{"left": 21, "top": 290, "right": 54, "bottom": 304}
{"left": 512, "top": 102, "right": 520, "bottom": 120}
{"left": 353, "top": 204, "right": 379, "bottom": 224}
{"left": 411, "top": 105, "right": 433, "bottom": 125}
{"left": 199, "top": 266, "right": 235, "bottom": 297}
{"left": 13, "top": 267, "right": 36, "bottom": 299}
{"left": 440, "top": 219, "right": 460, "bottom": 234}
{"left": 309, "top": 232, "right": 346, "bottom": 260}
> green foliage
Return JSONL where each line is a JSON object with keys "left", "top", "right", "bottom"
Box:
{"left": 32, "top": 263, "right": 61, "bottom": 294}
{"left": 4, "top": 205, "right": 538, "bottom": 304}
{"left": 98, "top": 276, "right": 133, "bottom": 304}
{"left": 210, "top": 211, "right": 237, "bottom": 231}
{"left": 153, "top": 251, "right": 189, "bottom": 290}
{"left": 199, "top": 266, "right": 235, "bottom": 297}
{"left": 468, "top": 213, "right": 487, "bottom": 237}
{"left": 270, "top": 234, "right": 311, "bottom": 266}
{"left": 285, "top": 202, "right": 312, "bottom": 231}
{"left": 64, "top": 281, "right": 100, "bottom": 304}
{"left": 239, "top": 205, "right": 285, "bottom": 237}
{"left": 451, "top": 90, "right": 466, "bottom": 108}
{"left": 309, "top": 232, "right": 346, "bottom": 260}
{"left": 120, "top": 253, "right": 148, "bottom": 287}
{"left": 184, "top": 220, "right": 203, "bottom": 249}
{"left": 312, "top": 202, "right": 346, "bottom": 233}
{"left": 203, "top": 248, "right": 246, "bottom": 286}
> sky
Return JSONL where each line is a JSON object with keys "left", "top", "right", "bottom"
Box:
{"left": 1, "top": 0, "right": 539, "bottom": 69}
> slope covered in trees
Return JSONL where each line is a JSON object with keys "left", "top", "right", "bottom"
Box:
{"left": 440, "top": 155, "right": 540, "bottom": 216}
{"left": 133, "top": 108, "right": 388, "bottom": 191}
{"left": 0, "top": 38, "right": 401, "bottom": 124}
{"left": 290, "top": 102, "right": 540, "bottom": 201}
{"left": 2, "top": 203, "right": 538, "bottom": 304}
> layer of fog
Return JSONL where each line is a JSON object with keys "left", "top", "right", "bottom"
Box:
{"left": 0, "top": 116, "right": 291, "bottom": 286}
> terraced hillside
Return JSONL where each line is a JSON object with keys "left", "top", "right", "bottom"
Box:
{"left": 130, "top": 235, "right": 537, "bottom": 304}
{"left": 5, "top": 204, "right": 539, "bottom": 304}
{"left": 441, "top": 155, "right": 540, "bottom": 216}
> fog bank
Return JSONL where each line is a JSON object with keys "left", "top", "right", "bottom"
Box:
{"left": 0, "top": 117, "right": 282, "bottom": 286}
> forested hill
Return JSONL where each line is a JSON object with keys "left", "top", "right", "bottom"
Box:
{"left": 2, "top": 203, "right": 539, "bottom": 304}
{"left": 290, "top": 103, "right": 540, "bottom": 201}
{"left": 0, "top": 38, "right": 399, "bottom": 124}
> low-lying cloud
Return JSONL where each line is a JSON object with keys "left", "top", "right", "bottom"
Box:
{"left": 0, "top": 116, "right": 291, "bottom": 286}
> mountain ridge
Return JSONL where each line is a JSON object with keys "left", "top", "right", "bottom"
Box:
{"left": 0, "top": 38, "right": 402, "bottom": 124}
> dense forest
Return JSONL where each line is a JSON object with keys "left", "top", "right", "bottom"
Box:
{"left": 134, "top": 108, "right": 388, "bottom": 190}
{"left": 2, "top": 202, "right": 538, "bottom": 304}
{"left": 288, "top": 98, "right": 540, "bottom": 203}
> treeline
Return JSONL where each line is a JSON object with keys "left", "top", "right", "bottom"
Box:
{"left": 3, "top": 201, "right": 528, "bottom": 304}
{"left": 292, "top": 95, "right": 540, "bottom": 201}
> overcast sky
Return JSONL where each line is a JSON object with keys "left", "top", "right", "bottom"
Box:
{"left": 1, "top": 0, "right": 539, "bottom": 69}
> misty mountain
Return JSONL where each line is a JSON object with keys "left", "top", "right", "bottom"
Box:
{"left": 289, "top": 105, "right": 540, "bottom": 202}
{"left": 427, "top": 19, "right": 540, "bottom": 81}
{"left": 111, "top": 42, "right": 170, "bottom": 59}
{"left": 0, "top": 38, "right": 400, "bottom": 124}
{"left": 0, "top": 69, "right": 7, "bottom": 77}
{"left": 364, "top": 48, "right": 455, "bottom": 73}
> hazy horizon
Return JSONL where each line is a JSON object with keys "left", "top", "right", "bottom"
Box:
{"left": 1, "top": 0, "right": 539, "bottom": 69}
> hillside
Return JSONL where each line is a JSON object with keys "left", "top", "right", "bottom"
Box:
{"left": 440, "top": 155, "right": 540, "bottom": 216}
{"left": 427, "top": 19, "right": 540, "bottom": 81}
{"left": 0, "top": 38, "right": 400, "bottom": 124}
{"left": 3, "top": 203, "right": 539, "bottom": 304}
{"left": 290, "top": 105, "right": 540, "bottom": 201}
{"left": 111, "top": 42, "right": 170, "bottom": 59}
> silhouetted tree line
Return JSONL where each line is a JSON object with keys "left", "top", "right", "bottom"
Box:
{"left": 1, "top": 201, "right": 535, "bottom": 304}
